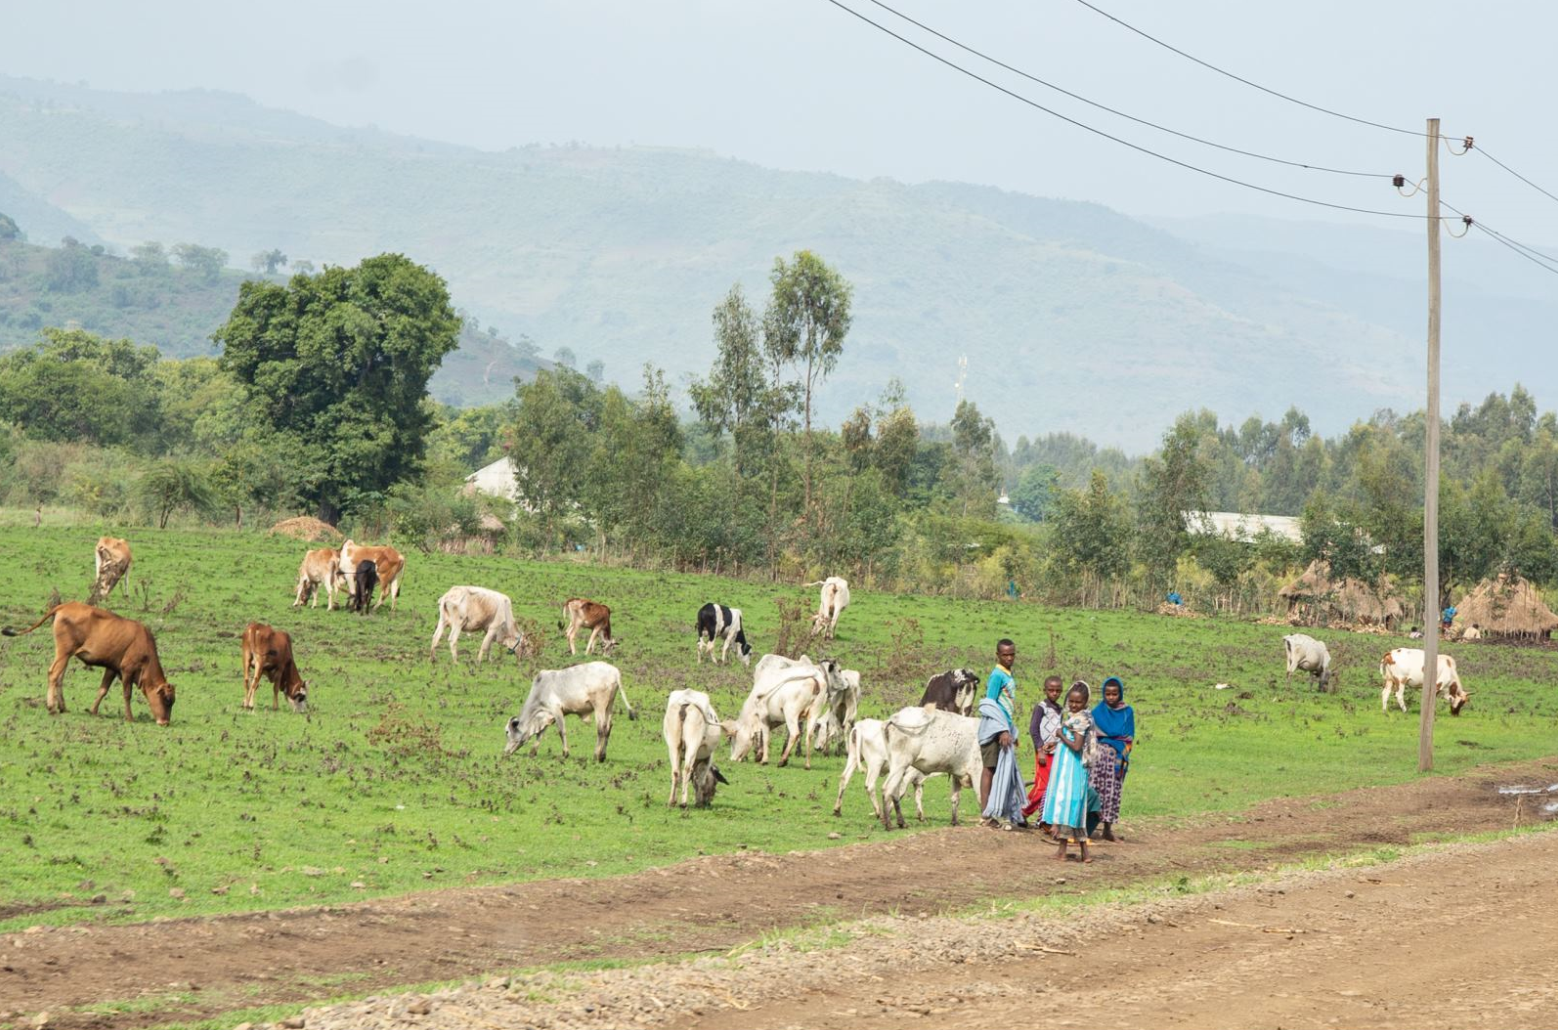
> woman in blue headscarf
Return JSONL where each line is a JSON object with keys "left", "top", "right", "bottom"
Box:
{"left": 1090, "top": 675, "right": 1135, "bottom": 842}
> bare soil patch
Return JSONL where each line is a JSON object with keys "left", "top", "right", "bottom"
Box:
{"left": 3, "top": 755, "right": 1554, "bottom": 1029}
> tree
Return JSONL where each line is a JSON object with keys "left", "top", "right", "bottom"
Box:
{"left": 291, "top": 259, "right": 316, "bottom": 275}
{"left": 172, "top": 243, "right": 228, "bottom": 283}
{"left": 139, "top": 459, "right": 218, "bottom": 529}
{"left": 763, "top": 251, "right": 852, "bottom": 514}
{"left": 1050, "top": 470, "right": 1133, "bottom": 587}
{"left": 0, "top": 212, "right": 18, "bottom": 241}
{"left": 213, "top": 253, "right": 461, "bottom": 524}
{"left": 504, "top": 367, "right": 602, "bottom": 539}
{"left": 250, "top": 249, "right": 288, "bottom": 275}
{"left": 553, "top": 346, "right": 577, "bottom": 368}
{"left": 690, "top": 285, "right": 781, "bottom": 481}
{"left": 44, "top": 239, "right": 98, "bottom": 292}
{"left": 0, "top": 328, "right": 160, "bottom": 445}
{"left": 947, "top": 399, "right": 999, "bottom": 517}
{"left": 1136, "top": 412, "right": 1214, "bottom": 586}
{"left": 1011, "top": 463, "right": 1059, "bottom": 522}
{"left": 586, "top": 359, "right": 605, "bottom": 383}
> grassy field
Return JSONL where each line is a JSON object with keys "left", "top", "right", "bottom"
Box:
{"left": 2, "top": 521, "right": 1557, "bottom": 934}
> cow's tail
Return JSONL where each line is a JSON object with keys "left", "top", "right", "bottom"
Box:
{"left": 615, "top": 671, "right": 637, "bottom": 721}
{"left": 557, "top": 602, "right": 568, "bottom": 632}
{"left": 3, "top": 606, "right": 61, "bottom": 637}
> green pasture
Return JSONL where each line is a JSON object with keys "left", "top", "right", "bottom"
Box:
{"left": 1, "top": 522, "right": 1556, "bottom": 933}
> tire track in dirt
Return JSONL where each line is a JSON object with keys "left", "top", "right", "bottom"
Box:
{"left": 3, "top": 756, "right": 1554, "bottom": 1029}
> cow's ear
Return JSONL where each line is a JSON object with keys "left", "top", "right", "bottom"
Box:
{"left": 719, "top": 720, "right": 738, "bottom": 737}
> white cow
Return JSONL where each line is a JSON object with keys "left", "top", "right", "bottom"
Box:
{"left": 729, "top": 659, "right": 844, "bottom": 768}
{"left": 663, "top": 689, "right": 730, "bottom": 808}
{"left": 292, "top": 548, "right": 342, "bottom": 610}
{"left": 807, "top": 577, "right": 851, "bottom": 640}
{"left": 879, "top": 705, "right": 982, "bottom": 829}
{"left": 807, "top": 668, "right": 861, "bottom": 757}
{"left": 431, "top": 586, "right": 524, "bottom": 664}
{"left": 833, "top": 718, "right": 934, "bottom": 821}
{"left": 504, "top": 661, "right": 636, "bottom": 761}
{"left": 1379, "top": 648, "right": 1470, "bottom": 716}
{"left": 1283, "top": 633, "right": 1333, "bottom": 691}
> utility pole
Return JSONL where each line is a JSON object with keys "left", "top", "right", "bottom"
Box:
{"left": 1420, "top": 117, "right": 1442, "bottom": 773}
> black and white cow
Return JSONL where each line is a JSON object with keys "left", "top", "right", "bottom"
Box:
{"left": 696, "top": 603, "right": 752, "bottom": 666}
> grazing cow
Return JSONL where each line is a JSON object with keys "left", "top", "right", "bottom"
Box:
{"left": 560, "top": 598, "right": 617, "bottom": 655}
{"left": 2, "top": 602, "right": 175, "bottom": 725}
{"left": 662, "top": 689, "right": 730, "bottom": 808}
{"left": 807, "top": 667, "right": 861, "bottom": 757}
{"left": 240, "top": 622, "right": 308, "bottom": 712}
{"left": 1283, "top": 634, "right": 1333, "bottom": 691}
{"left": 351, "top": 560, "right": 378, "bottom": 615}
{"left": 430, "top": 586, "right": 524, "bottom": 665}
{"left": 752, "top": 653, "right": 811, "bottom": 680}
{"left": 833, "top": 718, "right": 934, "bottom": 821}
{"left": 806, "top": 577, "right": 851, "bottom": 640}
{"left": 729, "top": 658, "right": 845, "bottom": 768}
{"left": 919, "top": 668, "right": 981, "bottom": 716}
{"left": 90, "top": 536, "right": 133, "bottom": 604}
{"left": 1380, "top": 648, "right": 1470, "bottom": 715}
{"left": 292, "top": 548, "right": 343, "bottom": 610}
{"left": 879, "top": 705, "right": 981, "bottom": 829}
{"left": 338, "top": 540, "right": 405, "bottom": 612}
{"left": 695, "top": 603, "right": 752, "bottom": 665}
{"left": 504, "top": 661, "right": 636, "bottom": 761}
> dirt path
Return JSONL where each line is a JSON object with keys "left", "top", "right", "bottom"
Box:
{"left": 3, "top": 756, "right": 1555, "bottom": 1029}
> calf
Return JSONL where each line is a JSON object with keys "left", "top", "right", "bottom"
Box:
{"left": 807, "top": 667, "right": 861, "bottom": 757}
{"left": 806, "top": 576, "right": 851, "bottom": 640}
{"left": 90, "top": 536, "right": 133, "bottom": 604}
{"left": 662, "top": 689, "right": 731, "bottom": 808}
{"left": 3, "top": 602, "right": 175, "bottom": 725}
{"left": 431, "top": 586, "right": 524, "bottom": 664}
{"left": 293, "top": 548, "right": 342, "bottom": 610}
{"left": 1380, "top": 648, "right": 1470, "bottom": 715}
{"left": 504, "top": 661, "right": 636, "bottom": 761}
{"left": 560, "top": 598, "right": 618, "bottom": 655}
{"left": 729, "top": 659, "right": 845, "bottom": 768}
{"left": 696, "top": 603, "right": 752, "bottom": 665}
{"left": 1283, "top": 633, "right": 1333, "bottom": 691}
{"left": 833, "top": 718, "right": 933, "bottom": 821}
{"left": 351, "top": 559, "right": 378, "bottom": 615}
{"left": 919, "top": 668, "right": 981, "bottom": 715}
{"left": 240, "top": 622, "right": 308, "bottom": 712}
{"left": 879, "top": 705, "right": 981, "bottom": 829}
{"left": 339, "top": 540, "right": 405, "bottom": 612}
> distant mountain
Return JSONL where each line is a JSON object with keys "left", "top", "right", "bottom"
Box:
{"left": 0, "top": 75, "right": 1551, "bottom": 448}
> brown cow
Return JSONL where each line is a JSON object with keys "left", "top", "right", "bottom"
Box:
{"left": 559, "top": 598, "right": 618, "bottom": 655}
{"left": 90, "top": 536, "right": 133, "bottom": 604}
{"left": 339, "top": 539, "right": 405, "bottom": 612}
{"left": 241, "top": 623, "right": 309, "bottom": 712}
{"left": 292, "top": 548, "right": 343, "bottom": 610}
{"left": 2, "top": 603, "right": 175, "bottom": 725}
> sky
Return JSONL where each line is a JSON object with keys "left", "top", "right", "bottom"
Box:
{"left": 10, "top": 0, "right": 1558, "bottom": 257}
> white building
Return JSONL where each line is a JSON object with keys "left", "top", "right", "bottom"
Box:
{"left": 1184, "top": 511, "right": 1303, "bottom": 544}
{"left": 464, "top": 456, "right": 520, "bottom": 503}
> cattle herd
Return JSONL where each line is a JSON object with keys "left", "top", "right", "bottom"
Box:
{"left": 0, "top": 537, "right": 1480, "bottom": 831}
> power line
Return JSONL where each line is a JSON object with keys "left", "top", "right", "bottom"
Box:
{"left": 1440, "top": 199, "right": 1558, "bottom": 276}
{"left": 1069, "top": 0, "right": 1429, "bottom": 139}
{"left": 822, "top": 0, "right": 1448, "bottom": 220}
{"left": 860, "top": 0, "right": 1390, "bottom": 179}
{"left": 1475, "top": 146, "right": 1558, "bottom": 210}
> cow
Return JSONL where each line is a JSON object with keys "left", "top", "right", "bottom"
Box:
{"left": 90, "top": 536, "right": 133, "bottom": 604}
{"left": 504, "top": 661, "right": 636, "bottom": 762}
{"left": 879, "top": 705, "right": 982, "bottom": 829}
{"left": 662, "top": 689, "right": 730, "bottom": 808}
{"left": 832, "top": 718, "right": 934, "bottom": 821}
{"left": 338, "top": 540, "right": 405, "bottom": 612}
{"left": 807, "top": 667, "right": 861, "bottom": 757}
{"left": 729, "top": 658, "right": 845, "bottom": 769}
{"left": 560, "top": 598, "right": 617, "bottom": 655}
{"left": 1283, "top": 634, "right": 1333, "bottom": 691}
{"left": 695, "top": 603, "right": 751, "bottom": 665}
{"left": 753, "top": 652, "right": 811, "bottom": 680}
{"left": 1379, "top": 647, "right": 1470, "bottom": 716}
{"left": 240, "top": 623, "right": 308, "bottom": 713}
{"left": 806, "top": 576, "right": 851, "bottom": 640}
{"left": 351, "top": 560, "right": 378, "bottom": 615}
{"left": 430, "top": 586, "right": 524, "bottom": 665}
{"left": 2, "top": 602, "right": 175, "bottom": 725}
{"left": 919, "top": 668, "right": 981, "bottom": 716}
{"left": 292, "top": 548, "right": 343, "bottom": 610}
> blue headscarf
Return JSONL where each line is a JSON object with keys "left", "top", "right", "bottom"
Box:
{"left": 1092, "top": 676, "right": 1135, "bottom": 775}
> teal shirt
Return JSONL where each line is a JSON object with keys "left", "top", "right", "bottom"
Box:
{"left": 986, "top": 666, "right": 1015, "bottom": 726}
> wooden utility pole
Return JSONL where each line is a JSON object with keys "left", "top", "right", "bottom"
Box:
{"left": 1420, "top": 117, "right": 1442, "bottom": 773}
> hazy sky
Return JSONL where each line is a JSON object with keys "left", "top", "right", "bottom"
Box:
{"left": 11, "top": 0, "right": 1558, "bottom": 268}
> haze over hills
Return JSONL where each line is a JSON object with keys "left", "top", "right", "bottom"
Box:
{"left": 0, "top": 74, "right": 1551, "bottom": 450}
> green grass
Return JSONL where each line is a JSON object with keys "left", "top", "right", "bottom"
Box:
{"left": 1, "top": 521, "right": 1557, "bottom": 934}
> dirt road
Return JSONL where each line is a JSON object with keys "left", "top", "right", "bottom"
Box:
{"left": 3, "top": 756, "right": 1555, "bottom": 1029}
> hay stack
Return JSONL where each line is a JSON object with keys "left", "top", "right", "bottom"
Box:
{"left": 1452, "top": 572, "right": 1558, "bottom": 641}
{"left": 1278, "top": 559, "right": 1404, "bottom": 631}
{"left": 269, "top": 516, "right": 344, "bottom": 543}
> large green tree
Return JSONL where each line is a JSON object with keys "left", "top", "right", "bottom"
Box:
{"left": 213, "top": 253, "right": 460, "bottom": 523}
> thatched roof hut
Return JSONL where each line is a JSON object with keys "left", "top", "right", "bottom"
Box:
{"left": 1453, "top": 572, "right": 1558, "bottom": 641}
{"left": 1279, "top": 560, "right": 1404, "bottom": 631}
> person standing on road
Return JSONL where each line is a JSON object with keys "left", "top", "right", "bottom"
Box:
{"left": 978, "top": 639, "right": 1018, "bottom": 824}
{"left": 1090, "top": 676, "right": 1135, "bottom": 842}
{"left": 1022, "top": 675, "right": 1064, "bottom": 825}
{"left": 1044, "top": 681, "right": 1096, "bottom": 863}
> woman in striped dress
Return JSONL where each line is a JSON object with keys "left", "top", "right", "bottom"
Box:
{"left": 1042, "top": 681, "right": 1097, "bottom": 864}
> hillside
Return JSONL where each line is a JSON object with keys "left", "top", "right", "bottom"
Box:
{"left": 0, "top": 234, "right": 546, "bottom": 406}
{"left": 1, "top": 75, "right": 1551, "bottom": 446}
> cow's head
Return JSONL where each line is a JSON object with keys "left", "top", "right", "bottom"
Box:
{"left": 504, "top": 701, "right": 555, "bottom": 754}
{"left": 287, "top": 681, "right": 309, "bottom": 714}
{"left": 691, "top": 758, "right": 730, "bottom": 808}
{"left": 502, "top": 631, "right": 527, "bottom": 665}
{"left": 1449, "top": 687, "right": 1471, "bottom": 716}
{"left": 725, "top": 715, "right": 762, "bottom": 763}
{"left": 145, "top": 681, "right": 175, "bottom": 726}
{"left": 737, "top": 639, "right": 753, "bottom": 666}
